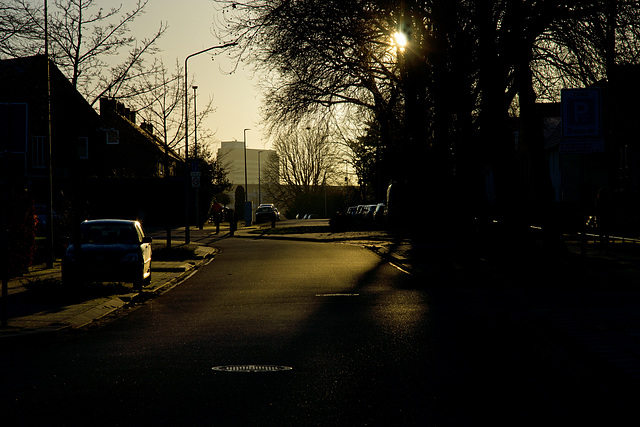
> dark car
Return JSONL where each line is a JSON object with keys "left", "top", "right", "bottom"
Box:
{"left": 62, "top": 219, "right": 152, "bottom": 289}
{"left": 255, "top": 204, "right": 280, "bottom": 223}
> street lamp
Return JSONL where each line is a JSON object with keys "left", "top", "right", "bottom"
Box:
{"left": 243, "top": 128, "right": 250, "bottom": 203}
{"left": 243, "top": 128, "right": 251, "bottom": 226}
{"left": 183, "top": 42, "right": 235, "bottom": 243}
{"left": 257, "top": 150, "right": 266, "bottom": 204}
{"left": 44, "top": 0, "right": 54, "bottom": 268}
{"left": 192, "top": 85, "right": 198, "bottom": 158}
{"left": 193, "top": 85, "right": 200, "bottom": 230}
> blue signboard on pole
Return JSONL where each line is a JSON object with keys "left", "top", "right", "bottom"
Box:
{"left": 561, "top": 88, "right": 604, "bottom": 153}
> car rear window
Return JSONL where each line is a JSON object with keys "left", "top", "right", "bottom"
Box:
{"left": 81, "top": 223, "right": 138, "bottom": 244}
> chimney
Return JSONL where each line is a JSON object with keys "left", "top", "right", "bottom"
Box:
{"left": 141, "top": 122, "right": 153, "bottom": 135}
{"left": 100, "top": 98, "right": 116, "bottom": 116}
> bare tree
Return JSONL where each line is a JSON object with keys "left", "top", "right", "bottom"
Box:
{"left": 263, "top": 124, "right": 341, "bottom": 215}
{"left": 1, "top": 0, "right": 166, "bottom": 106}
{"left": 0, "top": 0, "right": 40, "bottom": 57}
{"left": 216, "top": 0, "right": 640, "bottom": 238}
{"left": 214, "top": 0, "right": 406, "bottom": 144}
{"left": 128, "top": 58, "right": 218, "bottom": 160}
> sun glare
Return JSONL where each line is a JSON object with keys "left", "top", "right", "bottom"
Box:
{"left": 393, "top": 31, "right": 407, "bottom": 50}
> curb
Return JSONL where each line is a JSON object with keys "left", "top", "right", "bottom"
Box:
{"left": 0, "top": 247, "right": 218, "bottom": 342}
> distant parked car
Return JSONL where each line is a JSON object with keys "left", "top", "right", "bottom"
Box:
{"left": 346, "top": 206, "right": 359, "bottom": 218}
{"left": 364, "top": 204, "right": 377, "bottom": 221}
{"left": 255, "top": 204, "right": 280, "bottom": 223}
{"left": 62, "top": 219, "right": 152, "bottom": 289}
{"left": 373, "top": 203, "right": 386, "bottom": 222}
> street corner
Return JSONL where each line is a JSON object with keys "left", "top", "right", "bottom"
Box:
{"left": 194, "top": 244, "right": 219, "bottom": 260}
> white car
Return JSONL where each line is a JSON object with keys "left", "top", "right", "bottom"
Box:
{"left": 62, "top": 219, "right": 152, "bottom": 289}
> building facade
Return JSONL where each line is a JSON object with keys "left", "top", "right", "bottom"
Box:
{"left": 217, "top": 141, "right": 276, "bottom": 216}
{"left": 0, "top": 55, "right": 184, "bottom": 233}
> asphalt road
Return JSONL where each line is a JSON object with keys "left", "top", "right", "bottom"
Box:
{"left": 1, "top": 234, "right": 637, "bottom": 426}
{"left": 0, "top": 237, "right": 431, "bottom": 426}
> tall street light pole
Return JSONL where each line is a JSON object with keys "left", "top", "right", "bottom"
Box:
{"left": 243, "top": 128, "right": 250, "bottom": 203}
{"left": 193, "top": 86, "right": 198, "bottom": 158}
{"left": 257, "top": 150, "right": 266, "bottom": 205}
{"left": 184, "top": 42, "right": 235, "bottom": 243}
{"left": 243, "top": 128, "right": 251, "bottom": 226}
{"left": 193, "top": 85, "right": 200, "bottom": 230}
{"left": 44, "top": 0, "right": 54, "bottom": 268}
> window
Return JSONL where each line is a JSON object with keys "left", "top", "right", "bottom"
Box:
{"left": 31, "top": 136, "right": 46, "bottom": 169}
{"left": 77, "top": 137, "right": 88, "bottom": 159}
{"left": 106, "top": 128, "right": 119, "bottom": 144}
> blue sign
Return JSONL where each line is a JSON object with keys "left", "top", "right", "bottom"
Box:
{"left": 561, "top": 88, "right": 604, "bottom": 153}
{"left": 562, "top": 88, "right": 602, "bottom": 138}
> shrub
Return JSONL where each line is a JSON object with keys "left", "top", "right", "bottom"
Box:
{"left": 6, "top": 196, "right": 38, "bottom": 277}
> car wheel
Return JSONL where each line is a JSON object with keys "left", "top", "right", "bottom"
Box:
{"left": 134, "top": 264, "right": 150, "bottom": 291}
{"left": 133, "top": 271, "right": 144, "bottom": 291}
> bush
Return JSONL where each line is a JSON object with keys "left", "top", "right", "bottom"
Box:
{"left": 6, "top": 196, "right": 38, "bottom": 277}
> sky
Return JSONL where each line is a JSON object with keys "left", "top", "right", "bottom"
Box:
{"left": 126, "top": 0, "right": 266, "bottom": 151}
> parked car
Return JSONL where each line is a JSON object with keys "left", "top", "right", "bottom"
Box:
{"left": 62, "top": 219, "right": 152, "bottom": 289}
{"left": 255, "top": 204, "right": 280, "bottom": 223}
{"left": 373, "top": 203, "right": 386, "bottom": 222}
{"left": 364, "top": 204, "right": 377, "bottom": 221}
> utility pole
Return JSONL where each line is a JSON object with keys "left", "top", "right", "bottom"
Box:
{"left": 184, "top": 42, "right": 236, "bottom": 243}
{"left": 243, "top": 128, "right": 250, "bottom": 203}
{"left": 193, "top": 85, "right": 200, "bottom": 230}
{"left": 45, "top": 0, "right": 54, "bottom": 268}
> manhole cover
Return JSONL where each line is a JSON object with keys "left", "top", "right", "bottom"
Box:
{"left": 212, "top": 365, "right": 293, "bottom": 373}
{"left": 315, "top": 293, "right": 359, "bottom": 297}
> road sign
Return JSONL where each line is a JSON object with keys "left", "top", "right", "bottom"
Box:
{"left": 191, "top": 171, "right": 201, "bottom": 188}
{"left": 562, "top": 88, "right": 602, "bottom": 138}
{"left": 561, "top": 88, "right": 604, "bottom": 153}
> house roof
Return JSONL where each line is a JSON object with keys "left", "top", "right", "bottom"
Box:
{"left": 99, "top": 97, "right": 183, "bottom": 163}
{"left": 1, "top": 56, "right": 182, "bottom": 165}
{"left": 0, "top": 55, "right": 100, "bottom": 122}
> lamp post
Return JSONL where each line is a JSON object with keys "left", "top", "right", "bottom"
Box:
{"left": 257, "top": 150, "right": 266, "bottom": 204}
{"left": 193, "top": 85, "right": 200, "bottom": 230}
{"left": 243, "top": 128, "right": 250, "bottom": 202}
{"left": 44, "top": 0, "right": 54, "bottom": 268}
{"left": 193, "top": 86, "right": 198, "bottom": 158}
{"left": 243, "top": 128, "right": 251, "bottom": 226}
{"left": 183, "top": 42, "right": 235, "bottom": 243}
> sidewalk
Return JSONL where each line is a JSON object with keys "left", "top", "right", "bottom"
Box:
{"left": 1, "top": 236, "right": 217, "bottom": 341}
